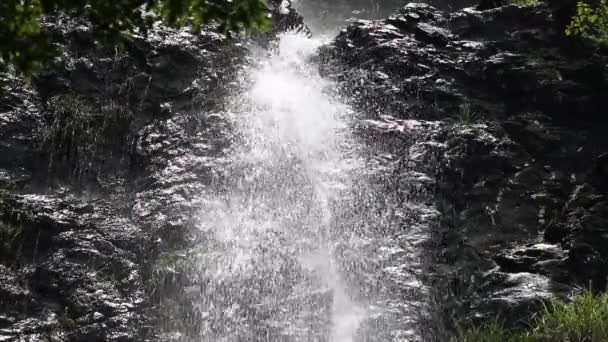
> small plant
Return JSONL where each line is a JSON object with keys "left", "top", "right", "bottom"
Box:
{"left": 46, "top": 93, "right": 101, "bottom": 150}
{"left": 457, "top": 291, "right": 608, "bottom": 341}
{"left": 566, "top": 0, "right": 608, "bottom": 46}
{"left": 448, "top": 103, "right": 482, "bottom": 126}
{"left": 531, "top": 291, "right": 608, "bottom": 341}
{"left": 48, "top": 94, "right": 99, "bottom": 127}
{"left": 44, "top": 93, "right": 132, "bottom": 186}
{"left": 45, "top": 94, "right": 101, "bottom": 179}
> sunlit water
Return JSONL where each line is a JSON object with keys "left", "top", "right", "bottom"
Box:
{"left": 164, "top": 31, "right": 438, "bottom": 342}
{"left": 204, "top": 32, "right": 364, "bottom": 341}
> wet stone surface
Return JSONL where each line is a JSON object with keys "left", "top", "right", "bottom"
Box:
{"left": 1, "top": 0, "right": 608, "bottom": 340}
{"left": 0, "top": 1, "right": 304, "bottom": 341}
{"left": 319, "top": 0, "right": 608, "bottom": 332}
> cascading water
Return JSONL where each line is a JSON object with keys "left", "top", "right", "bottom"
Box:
{"left": 193, "top": 32, "right": 364, "bottom": 341}
{"left": 167, "top": 26, "right": 440, "bottom": 342}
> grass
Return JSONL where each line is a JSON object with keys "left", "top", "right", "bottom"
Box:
{"left": 44, "top": 93, "right": 132, "bottom": 185}
{"left": 46, "top": 94, "right": 100, "bottom": 150}
{"left": 47, "top": 94, "right": 101, "bottom": 138}
{"left": 448, "top": 103, "right": 482, "bottom": 126}
{"left": 531, "top": 291, "right": 608, "bottom": 341}
{"left": 45, "top": 94, "right": 101, "bottom": 181}
{"left": 457, "top": 291, "right": 608, "bottom": 341}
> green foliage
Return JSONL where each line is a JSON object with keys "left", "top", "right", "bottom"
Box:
{"left": 0, "top": 0, "right": 271, "bottom": 77}
{"left": 46, "top": 94, "right": 100, "bottom": 155}
{"left": 457, "top": 291, "right": 608, "bottom": 342}
{"left": 515, "top": 0, "right": 539, "bottom": 7}
{"left": 45, "top": 93, "right": 130, "bottom": 183}
{"left": 530, "top": 291, "right": 608, "bottom": 341}
{"left": 566, "top": 0, "right": 608, "bottom": 45}
{"left": 48, "top": 93, "right": 98, "bottom": 126}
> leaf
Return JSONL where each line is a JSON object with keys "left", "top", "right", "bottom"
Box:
{"left": 566, "top": 0, "right": 608, "bottom": 45}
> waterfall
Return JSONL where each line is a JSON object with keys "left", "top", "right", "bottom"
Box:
{"left": 164, "top": 29, "right": 437, "bottom": 342}
{"left": 193, "top": 31, "right": 364, "bottom": 341}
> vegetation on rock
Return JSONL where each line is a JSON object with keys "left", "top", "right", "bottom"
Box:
{"left": 45, "top": 94, "right": 131, "bottom": 185}
{"left": 0, "top": 0, "right": 270, "bottom": 76}
{"left": 447, "top": 103, "right": 483, "bottom": 126}
{"left": 515, "top": 0, "right": 539, "bottom": 7}
{"left": 458, "top": 291, "right": 608, "bottom": 341}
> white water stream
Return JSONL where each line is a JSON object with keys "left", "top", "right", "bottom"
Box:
{"left": 200, "top": 32, "right": 364, "bottom": 341}
{"left": 171, "top": 28, "right": 437, "bottom": 342}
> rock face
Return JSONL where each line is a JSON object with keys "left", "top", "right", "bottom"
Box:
{"left": 293, "top": 0, "right": 477, "bottom": 33}
{"left": 2, "top": 0, "right": 608, "bottom": 339}
{"left": 320, "top": 0, "right": 608, "bottom": 331}
{"left": 0, "top": 2, "right": 303, "bottom": 341}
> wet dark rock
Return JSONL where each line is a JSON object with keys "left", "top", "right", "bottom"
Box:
{"left": 0, "top": 1, "right": 302, "bottom": 340}
{"left": 591, "top": 152, "right": 608, "bottom": 191}
{"left": 1, "top": 0, "right": 607, "bottom": 338}
{"left": 320, "top": 3, "right": 606, "bottom": 123}
{"left": 269, "top": 0, "right": 308, "bottom": 33}
{"left": 477, "top": 0, "right": 506, "bottom": 10}
{"left": 494, "top": 243, "right": 568, "bottom": 279}
{"left": 471, "top": 272, "right": 571, "bottom": 327}
{"left": 544, "top": 181, "right": 608, "bottom": 290}
{"left": 320, "top": 0, "right": 608, "bottom": 333}
{"left": 0, "top": 191, "right": 147, "bottom": 341}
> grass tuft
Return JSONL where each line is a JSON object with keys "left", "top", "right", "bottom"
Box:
{"left": 44, "top": 93, "right": 132, "bottom": 186}
{"left": 531, "top": 291, "right": 608, "bottom": 341}
{"left": 457, "top": 291, "right": 608, "bottom": 342}
{"left": 448, "top": 102, "right": 482, "bottom": 126}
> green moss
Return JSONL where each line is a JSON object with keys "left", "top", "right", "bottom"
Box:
{"left": 515, "top": 0, "right": 539, "bottom": 7}
{"left": 458, "top": 291, "right": 608, "bottom": 342}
